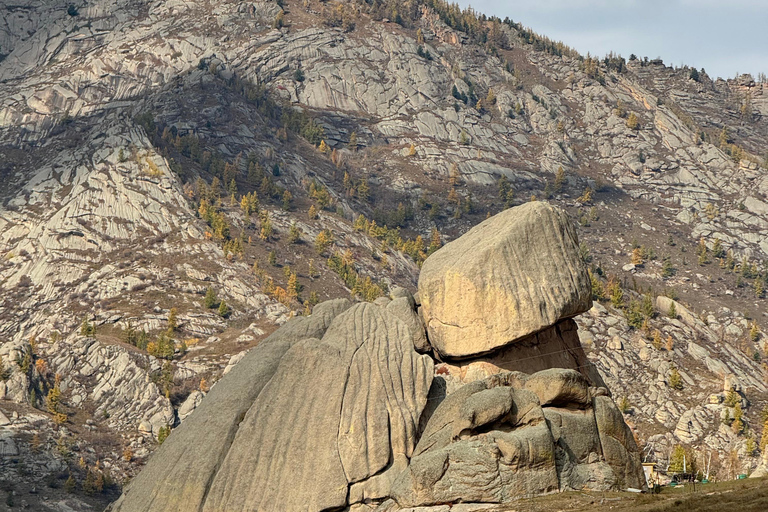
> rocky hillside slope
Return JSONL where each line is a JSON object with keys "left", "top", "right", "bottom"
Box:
{"left": 0, "top": 0, "right": 767, "bottom": 507}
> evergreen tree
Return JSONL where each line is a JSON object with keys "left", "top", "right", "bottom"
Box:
{"left": 626, "top": 112, "right": 639, "bottom": 130}
{"left": 315, "top": 229, "right": 334, "bottom": 255}
{"left": 167, "top": 308, "right": 178, "bottom": 333}
{"left": 669, "top": 367, "right": 682, "bottom": 389}
{"left": 668, "top": 301, "right": 677, "bottom": 319}
{"left": 204, "top": 287, "right": 218, "bottom": 309}
{"left": 733, "top": 403, "right": 744, "bottom": 434}
{"left": 428, "top": 228, "right": 441, "bottom": 255}
{"left": 288, "top": 222, "right": 301, "bottom": 244}
{"left": 553, "top": 166, "right": 566, "bottom": 193}
{"left": 218, "top": 300, "right": 230, "bottom": 318}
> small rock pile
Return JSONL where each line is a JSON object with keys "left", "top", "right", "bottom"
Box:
{"left": 107, "top": 202, "right": 645, "bottom": 512}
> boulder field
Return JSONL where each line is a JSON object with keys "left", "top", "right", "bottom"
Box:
{"left": 107, "top": 202, "right": 645, "bottom": 512}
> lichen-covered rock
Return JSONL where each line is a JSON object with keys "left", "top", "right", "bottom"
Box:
{"left": 418, "top": 202, "right": 592, "bottom": 359}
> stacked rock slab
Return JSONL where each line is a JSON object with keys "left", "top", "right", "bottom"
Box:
{"left": 107, "top": 202, "right": 645, "bottom": 512}
{"left": 418, "top": 201, "right": 592, "bottom": 356}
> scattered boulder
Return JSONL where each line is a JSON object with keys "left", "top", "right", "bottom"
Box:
{"left": 418, "top": 202, "right": 592, "bottom": 359}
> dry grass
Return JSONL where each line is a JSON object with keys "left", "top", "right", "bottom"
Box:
{"left": 500, "top": 477, "right": 768, "bottom": 512}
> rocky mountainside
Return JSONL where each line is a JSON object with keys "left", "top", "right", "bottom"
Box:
{"left": 0, "top": 0, "right": 767, "bottom": 508}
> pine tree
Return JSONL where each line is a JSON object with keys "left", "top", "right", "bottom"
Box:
{"left": 642, "top": 294, "right": 654, "bottom": 317}
{"left": 631, "top": 248, "right": 643, "bottom": 265}
{"left": 750, "top": 323, "right": 761, "bottom": 341}
{"left": 204, "top": 287, "right": 217, "bottom": 309}
{"left": 668, "top": 367, "right": 682, "bottom": 390}
{"left": 428, "top": 228, "right": 441, "bottom": 255}
{"left": 318, "top": 140, "right": 329, "bottom": 153}
{"left": 668, "top": 445, "right": 687, "bottom": 472}
{"left": 80, "top": 317, "right": 95, "bottom": 337}
{"left": 308, "top": 204, "right": 318, "bottom": 220}
{"left": 760, "top": 418, "right": 768, "bottom": 451}
{"left": 47, "top": 374, "right": 67, "bottom": 425}
{"left": 157, "top": 425, "right": 171, "bottom": 444}
{"left": 288, "top": 222, "right": 301, "bottom": 244}
{"left": 652, "top": 330, "right": 663, "bottom": 350}
{"left": 668, "top": 301, "right": 677, "bottom": 319}
{"left": 315, "top": 230, "right": 334, "bottom": 255}
{"left": 167, "top": 308, "right": 178, "bottom": 333}
{"left": 357, "top": 180, "right": 370, "bottom": 202}
{"left": 218, "top": 300, "right": 230, "bottom": 318}
{"left": 608, "top": 278, "right": 623, "bottom": 308}
{"left": 554, "top": 166, "right": 566, "bottom": 193}
{"left": 497, "top": 175, "right": 510, "bottom": 200}
{"left": 282, "top": 190, "right": 293, "bottom": 211}
{"left": 259, "top": 213, "right": 273, "bottom": 241}
{"left": 65, "top": 474, "right": 76, "bottom": 493}
{"left": 589, "top": 269, "right": 605, "bottom": 301}
{"left": 618, "top": 396, "right": 631, "bottom": 413}
{"left": 662, "top": 258, "right": 675, "bottom": 278}
{"left": 408, "top": 143, "right": 416, "bottom": 157}
{"left": 746, "top": 434, "right": 757, "bottom": 456}
{"left": 733, "top": 403, "right": 744, "bottom": 434}
{"left": 626, "top": 112, "right": 639, "bottom": 130}
{"left": 287, "top": 272, "right": 299, "bottom": 301}
{"left": 348, "top": 131, "right": 358, "bottom": 149}
{"left": 268, "top": 250, "right": 278, "bottom": 266}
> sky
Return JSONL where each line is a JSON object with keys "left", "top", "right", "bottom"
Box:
{"left": 456, "top": 0, "right": 768, "bottom": 81}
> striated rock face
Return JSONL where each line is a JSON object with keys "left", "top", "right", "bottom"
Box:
{"left": 418, "top": 201, "right": 592, "bottom": 359}
{"left": 109, "top": 298, "right": 434, "bottom": 512}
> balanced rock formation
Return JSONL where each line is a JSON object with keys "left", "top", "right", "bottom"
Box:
{"left": 418, "top": 201, "right": 592, "bottom": 359}
{"left": 108, "top": 203, "right": 644, "bottom": 512}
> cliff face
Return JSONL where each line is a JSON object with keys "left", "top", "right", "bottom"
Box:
{"left": 0, "top": 0, "right": 767, "bottom": 507}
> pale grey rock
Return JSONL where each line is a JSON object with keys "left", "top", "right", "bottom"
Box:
{"left": 109, "top": 298, "right": 353, "bottom": 512}
{"left": 202, "top": 303, "right": 433, "bottom": 512}
{"left": 386, "top": 295, "right": 430, "bottom": 353}
{"left": 177, "top": 390, "right": 204, "bottom": 421}
{"left": 418, "top": 202, "right": 592, "bottom": 358}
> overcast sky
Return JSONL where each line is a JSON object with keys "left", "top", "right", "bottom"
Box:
{"left": 457, "top": 0, "right": 768, "bottom": 80}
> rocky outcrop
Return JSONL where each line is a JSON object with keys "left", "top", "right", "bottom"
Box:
{"left": 110, "top": 205, "right": 643, "bottom": 512}
{"left": 391, "top": 369, "right": 645, "bottom": 508}
{"left": 418, "top": 202, "right": 592, "bottom": 359}
{"left": 109, "top": 297, "right": 434, "bottom": 512}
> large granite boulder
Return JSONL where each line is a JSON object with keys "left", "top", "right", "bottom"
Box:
{"left": 418, "top": 201, "right": 592, "bottom": 359}
{"left": 109, "top": 299, "right": 434, "bottom": 512}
